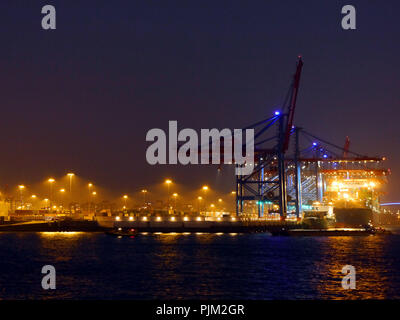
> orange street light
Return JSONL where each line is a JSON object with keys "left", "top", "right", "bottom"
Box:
{"left": 141, "top": 189, "right": 148, "bottom": 206}
{"left": 47, "top": 178, "right": 55, "bottom": 207}
{"left": 123, "top": 195, "right": 128, "bottom": 210}
{"left": 201, "top": 186, "right": 209, "bottom": 210}
{"left": 165, "top": 179, "right": 172, "bottom": 211}
{"left": 18, "top": 185, "right": 25, "bottom": 206}
{"left": 88, "top": 183, "right": 93, "bottom": 214}
{"left": 197, "top": 196, "right": 203, "bottom": 213}
{"left": 172, "top": 193, "right": 178, "bottom": 210}
{"left": 67, "top": 172, "right": 74, "bottom": 194}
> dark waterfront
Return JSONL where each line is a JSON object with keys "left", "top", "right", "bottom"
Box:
{"left": 0, "top": 230, "right": 399, "bottom": 300}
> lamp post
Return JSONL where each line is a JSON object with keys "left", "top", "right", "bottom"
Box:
{"left": 88, "top": 183, "right": 93, "bottom": 214}
{"left": 18, "top": 185, "right": 25, "bottom": 208}
{"left": 202, "top": 185, "right": 209, "bottom": 211}
{"left": 59, "top": 189, "right": 65, "bottom": 212}
{"left": 44, "top": 198, "right": 49, "bottom": 210}
{"left": 165, "top": 179, "right": 172, "bottom": 213}
{"left": 31, "top": 195, "right": 37, "bottom": 210}
{"left": 197, "top": 196, "right": 202, "bottom": 213}
{"left": 92, "top": 191, "right": 97, "bottom": 214}
{"left": 218, "top": 198, "right": 223, "bottom": 211}
{"left": 48, "top": 178, "right": 55, "bottom": 210}
{"left": 123, "top": 195, "right": 128, "bottom": 211}
{"left": 67, "top": 173, "right": 74, "bottom": 202}
{"left": 141, "top": 189, "right": 147, "bottom": 206}
{"left": 172, "top": 193, "right": 178, "bottom": 211}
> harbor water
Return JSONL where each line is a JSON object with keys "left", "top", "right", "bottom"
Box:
{"left": 0, "top": 229, "right": 399, "bottom": 299}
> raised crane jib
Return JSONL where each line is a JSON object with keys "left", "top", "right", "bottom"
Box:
{"left": 343, "top": 136, "right": 350, "bottom": 158}
{"left": 283, "top": 57, "right": 303, "bottom": 152}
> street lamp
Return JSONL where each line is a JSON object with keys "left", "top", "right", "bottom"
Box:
{"left": 88, "top": 183, "right": 93, "bottom": 214}
{"left": 202, "top": 185, "right": 209, "bottom": 211}
{"left": 18, "top": 185, "right": 25, "bottom": 208}
{"left": 217, "top": 198, "right": 223, "bottom": 211}
{"left": 92, "top": 191, "right": 97, "bottom": 214}
{"left": 30, "top": 194, "right": 37, "bottom": 210}
{"left": 165, "top": 179, "right": 172, "bottom": 212}
{"left": 123, "top": 195, "right": 128, "bottom": 211}
{"left": 59, "top": 189, "right": 65, "bottom": 212}
{"left": 210, "top": 204, "right": 215, "bottom": 213}
{"left": 197, "top": 196, "right": 202, "bottom": 213}
{"left": 141, "top": 189, "right": 147, "bottom": 206}
{"left": 67, "top": 173, "right": 74, "bottom": 201}
{"left": 44, "top": 198, "right": 49, "bottom": 210}
{"left": 48, "top": 178, "right": 55, "bottom": 209}
{"left": 172, "top": 193, "right": 178, "bottom": 211}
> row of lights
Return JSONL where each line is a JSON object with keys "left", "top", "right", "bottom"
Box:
{"left": 17, "top": 177, "right": 236, "bottom": 205}
{"left": 115, "top": 216, "right": 237, "bottom": 222}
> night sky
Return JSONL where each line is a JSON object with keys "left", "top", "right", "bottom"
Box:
{"left": 0, "top": 1, "right": 399, "bottom": 202}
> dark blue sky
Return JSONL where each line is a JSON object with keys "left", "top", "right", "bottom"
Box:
{"left": 0, "top": 1, "right": 399, "bottom": 201}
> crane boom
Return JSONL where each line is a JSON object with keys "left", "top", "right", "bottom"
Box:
{"left": 343, "top": 136, "right": 350, "bottom": 158}
{"left": 283, "top": 57, "right": 303, "bottom": 152}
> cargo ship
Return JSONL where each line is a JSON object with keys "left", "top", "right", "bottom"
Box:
{"left": 293, "top": 153, "right": 389, "bottom": 227}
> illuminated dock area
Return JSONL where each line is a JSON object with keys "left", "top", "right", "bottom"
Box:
{"left": 114, "top": 216, "right": 299, "bottom": 233}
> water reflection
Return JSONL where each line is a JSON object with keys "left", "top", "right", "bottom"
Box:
{"left": 0, "top": 232, "right": 398, "bottom": 299}
{"left": 314, "top": 236, "right": 393, "bottom": 299}
{"left": 38, "top": 232, "right": 88, "bottom": 262}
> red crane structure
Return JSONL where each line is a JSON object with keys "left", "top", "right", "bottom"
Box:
{"left": 343, "top": 136, "right": 350, "bottom": 158}
{"left": 235, "top": 57, "right": 304, "bottom": 218}
{"left": 234, "top": 57, "right": 388, "bottom": 219}
{"left": 282, "top": 57, "right": 303, "bottom": 153}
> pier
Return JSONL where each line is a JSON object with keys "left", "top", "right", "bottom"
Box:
{"left": 114, "top": 217, "right": 300, "bottom": 233}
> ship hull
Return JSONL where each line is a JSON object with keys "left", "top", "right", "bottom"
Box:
{"left": 334, "top": 208, "right": 373, "bottom": 227}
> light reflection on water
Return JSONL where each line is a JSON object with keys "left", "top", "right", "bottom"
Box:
{"left": 0, "top": 231, "right": 398, "bottom": 299}
{"left": 313, "top": 236, "right": 394, "bottom": 299}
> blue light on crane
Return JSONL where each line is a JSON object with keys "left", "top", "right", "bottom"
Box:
{"left": 312, "top": 142, "right": 317, "bottom": 146}
{"left": 274, "top": 111, "right": 280, "bottom": 116}
{"left": 323, "top": 154, "right": 328, "bottom": 158}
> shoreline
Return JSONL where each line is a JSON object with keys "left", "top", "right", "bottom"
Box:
{"left": 0, "top": 221, "right": 110, "bottom": 232}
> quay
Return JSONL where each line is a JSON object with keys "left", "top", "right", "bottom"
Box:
{"left": 114, "top": 217, "right": 300, "bottom": 233}
{"left": 0, "top": 217, "right": 300, "bottom": 233}
{"left": 0, "top": 220, "right": 107, "bottom": 232}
